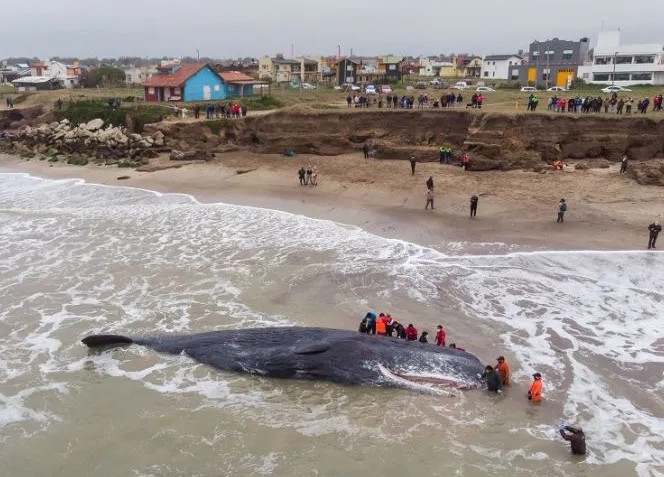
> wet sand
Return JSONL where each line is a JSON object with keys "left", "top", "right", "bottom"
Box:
{"left": 2, "top": 151, "right": 663, "bottom": 252}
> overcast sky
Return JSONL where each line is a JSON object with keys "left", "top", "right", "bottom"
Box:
{"left": 3, "top": 0, "right": 663, "bottom": 59}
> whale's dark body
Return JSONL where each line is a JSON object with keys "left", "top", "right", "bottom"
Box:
{"left": 82, "top": 327, "right": 485, "bottom": 392}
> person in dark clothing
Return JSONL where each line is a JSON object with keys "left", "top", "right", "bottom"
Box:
{"left": 298, "top": 167, "right": 306, "bottom": 186}
{"left": 557, "top": 198, "right": 567, "bottom": 223}
{"left": 470, "top": 195, "right": 478, "bottom": 217}
{"left": 426, "top": 176, "right": 434, "bottom": 190}
{"left": 364, "top": 312, "right": 377, "bottom": 335}
{"left": 648, "top": 221, "right": 661, "bottom": 249}
{"left": 620, "top": 155, "right": 628, "bottom": 173}
{"left": 193, "top": 104, "right": 201, "bottom": 119}
{"left": 409, "top": 156, "right": 417, "bottom": 175}
{"left": 362, "top": 143, "right": 370, "bottom": 159}
{"left": 418, "top": 331, "right": 429, "bottom": 343}
{"left": 483, "top": 365, "right": 502, "bottom": 393}
{"left": 358, "top": 317, "right": 367, "bottom": 333}
{"left": 559, "top": 425, "right": 586, "bottom": 455}
{"left": 392, "top": 322, "right": 406, "bottom": 339}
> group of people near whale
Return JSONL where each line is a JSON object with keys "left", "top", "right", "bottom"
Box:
{"left": 358, "top": 311, "right": 464, "bottom": 350}
{"left": 357, "top": 311, "right": 585, "bottom": 454}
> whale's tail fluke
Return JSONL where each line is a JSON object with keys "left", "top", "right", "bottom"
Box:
{"left": 81, "top": 334, "right": 134, "bottom": 348}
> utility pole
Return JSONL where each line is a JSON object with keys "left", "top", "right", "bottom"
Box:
{"left": 612, "top": 51, "right": 617, "bottom": 86}
{"left": 545, "top": 41, "right": 550, "bottom": 89}
{"left": 337, "top": 44, "right": 341, "bottom": 59}
{"left": 196, "top": 49, "right": 200, "bottom": 61}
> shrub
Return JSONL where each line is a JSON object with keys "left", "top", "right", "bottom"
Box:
{"left": 55, "top": 100, "right": 165, "bottom": 131}
{"left": 67, "top": 155, "right": 89, "bottom": 166}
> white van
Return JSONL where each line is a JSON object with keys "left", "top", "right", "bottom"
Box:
{"left": 452, "top": 81, "right": 469, "bottom": 90}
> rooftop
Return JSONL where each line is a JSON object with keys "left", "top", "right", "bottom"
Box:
{"left": 143, "top": 63, "right": 208, "bottom": 88}
{"left": 484, "top": 54, "right": 523, "bottom": 61}
{"left": 12, "top": 76, "right": 59, "bottom": 84}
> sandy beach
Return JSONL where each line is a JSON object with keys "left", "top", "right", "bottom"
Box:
{"left": 2, "top": 151, "right": 663, "bottom": 252}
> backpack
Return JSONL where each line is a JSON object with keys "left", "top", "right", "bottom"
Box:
{"left": 560, "top": 202, "right": 567, "bottom": 212}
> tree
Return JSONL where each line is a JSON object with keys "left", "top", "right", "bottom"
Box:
{"left": 81, "top": 66, "right": 126, "bottom": 88}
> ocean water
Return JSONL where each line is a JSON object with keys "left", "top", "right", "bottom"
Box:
{"left": 0, "top": 171, "right": 662, "bottom": 477}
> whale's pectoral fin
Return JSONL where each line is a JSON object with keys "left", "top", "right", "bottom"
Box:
{"left": 293, "top": 342, "right": 330, "bottom": 355}
{"left": 81, "top": 334, "right": 134, "bottom": 348}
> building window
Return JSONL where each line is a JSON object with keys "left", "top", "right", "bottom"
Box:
{"left": 214, "top": 84, "right": 220, "bottom": 91}
{"left": 484, "top": 71, "right": 489, "bottom": 77}
{"left": 492, "top": 72, "right": 495, "bottom": 77}
{"left": 148, "top": 87, "right": 155, "bottom": 95}
{"left": 613, "top": 73, "right": 630, "bottom": 81}
{"left": 562, "top": 50, "right": 573, "bottom": 60}
{"left": 631, "top": 72, "right": 653, "bottom": 81}
{"left": 634, "top": 55, "right": 655, "bottom": 64}
{"left": 615, "top": 56, "right": 632, "bottom": 64}
{"left": 595, "top": 57, "right": 612, "bottom": 65}
{"left": 173, "top": 87, "right": 181, "bottom": 94}
{"left": 593, "top": 73, "right": 611, "bottom": 81}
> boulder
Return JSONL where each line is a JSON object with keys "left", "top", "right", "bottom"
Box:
{"left": 84, "top": 119, "right": 105, "bottom": 131}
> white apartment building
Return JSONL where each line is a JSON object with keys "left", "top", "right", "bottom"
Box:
{"left": 577, "top": 31, "right": 664, "bottom": 86}
{"left": 480, "top": 55, "right": 523, "bottom": 80}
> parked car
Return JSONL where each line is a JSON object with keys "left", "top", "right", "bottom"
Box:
{"left": 547, "top": 86, "right": 569, "bottom": 92}
{"left": 475, "top": 86, "right": 495, "bottom": 92}
{"left": 429, "top": 78, "right": 444, "bottom": 86}
{"left": 342, "top": 83, "right": 360, "bottom": 91}
{"left": 451, "top": 81, "right": 469, "bottom": 90}
{"left": 366, "top": 84, "right": 378, "bottom": 94}
{"left": 601, "top": 85, "right": 632, "bottom": 93}
{"left": 432, "top": 81, "right": 449, "bottom": 89}
{"left": 414, "top": 81, "right": 427, "bottom": 89}
{"left": 380, "top": 85, "right": 393, "bottom": 94}
{"left": 301, "top": 82, "right": 316, "bottom": 90}
{"left": 520, "top": 86, "right": 538, "bottom": 92}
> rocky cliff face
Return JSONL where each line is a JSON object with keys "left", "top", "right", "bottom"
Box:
{"left": 227, "top": 110, "right": 664, "bottom": 171}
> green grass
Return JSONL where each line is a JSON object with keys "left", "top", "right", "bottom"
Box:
{"left": 55, "top": 99, "right": 166, "bottom": 131}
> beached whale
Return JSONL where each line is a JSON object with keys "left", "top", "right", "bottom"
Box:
{"left": 82, "top": 327, "right": 485, "bottom": 393}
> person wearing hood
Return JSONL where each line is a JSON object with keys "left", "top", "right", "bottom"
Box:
{"left": 483, "top": 365, "right": 502, "bottom": 393}
{"left": 559, "top": 424, "right": 586, "bottom": 455}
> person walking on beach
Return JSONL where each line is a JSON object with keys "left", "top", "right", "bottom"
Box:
{"left": 425, "top": 188, "right": 434, "bottom": 210}
{"left": 620, "top": 155, "right": 628, "bottom": 174}
{"left": 298, "top": 167, "right": 306, "bottom": 186}
{"left": 557, "top": 198, "right": 567, "bottom": 223}
{"left": 648, "top": 221, "right": 661, "bottom": 249}
{"left": 409, "top": 156, "right": 417, "bottom": 175}
{"left": 363, "top": 143, "right": 370, "bottom": 159}
{"left": 426, "top": 176, "right": 434, "bottom": 190}
{"left": 311, "top": 166, "right": 318, "bottom": 186}
{"left": 528, "top": 372, "right": 543, "bottom": 402}
{"left": 470, "top": 194, "right": 479, "bottom": 218}
{"left": 305, "top": 165, "right": 313, "bottom": 185}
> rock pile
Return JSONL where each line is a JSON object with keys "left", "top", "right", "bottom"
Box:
{"left": 3, "top": 119, "right": 166, "bottom": 160}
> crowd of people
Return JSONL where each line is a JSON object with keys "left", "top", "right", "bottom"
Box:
{"left": 358, "top": 312, "right": 464, "bottom": 349}
{"left": 346, "top": 92, "right": 477, "bottom": 110}
{"left": 527, "top": 92, "right": 663, "bottom": 115}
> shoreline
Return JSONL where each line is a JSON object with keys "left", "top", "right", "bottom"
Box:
{"left": 2, "top": 151, "right": 663, "bottom": 253}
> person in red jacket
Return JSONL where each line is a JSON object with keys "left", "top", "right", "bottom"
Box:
{"left": 435, "top": 325, "right": 446, "bottom": 346}
{"left": 405, "top": 324, "right": 418, "bottom": 341}
{"left": 528, "top": 372, "right": 543, "bottom": 402}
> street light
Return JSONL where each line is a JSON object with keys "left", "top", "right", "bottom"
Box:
{"left": 612, "top": 51, "right": 617, "bottom": 86}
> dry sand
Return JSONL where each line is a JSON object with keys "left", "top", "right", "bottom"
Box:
{"left": 2, "top": 152, "right": 663, "bottom": 252}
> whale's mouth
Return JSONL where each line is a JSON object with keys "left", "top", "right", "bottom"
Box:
{"left": 377, "top": 364, "right": 476, "bottom": 394}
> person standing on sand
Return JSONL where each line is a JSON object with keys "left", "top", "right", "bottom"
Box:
{"left": 425, "top": 188, "right": 434, "bottom": 210}
{"left": 461, "top": 153, "right": 470, "bottom": 171}
{"left": 363, "top": 143, "right": 370, "bottom": 159}
{"left": 426, "top": 176, "right": 434, "bottom": 190}
{"left": 305, "top": 165, "right": 313, "bottom": 186}
{"left": 470, "top": 194, "right": 479, "bottom": 218}
{"left": 648, "top": 221, "right": 661, "bottom": 249}
{"left": 557, "top": 198, "right": 567, "bottom": 223}
{"left": 620, "top": 155, "right": 628, "bottom": 174}
{"left": 311, "top": 166, "right": 318, "bottom": 186}
{"left": 298, "top": 167, "right": 306, "bottom": 186}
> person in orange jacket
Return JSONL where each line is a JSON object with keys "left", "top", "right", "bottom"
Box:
{"left": 495, "top": 356, "right": 510, "bottom": 386}
{"left": 528, "top": 372, "right": 543, "bottom": 402}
